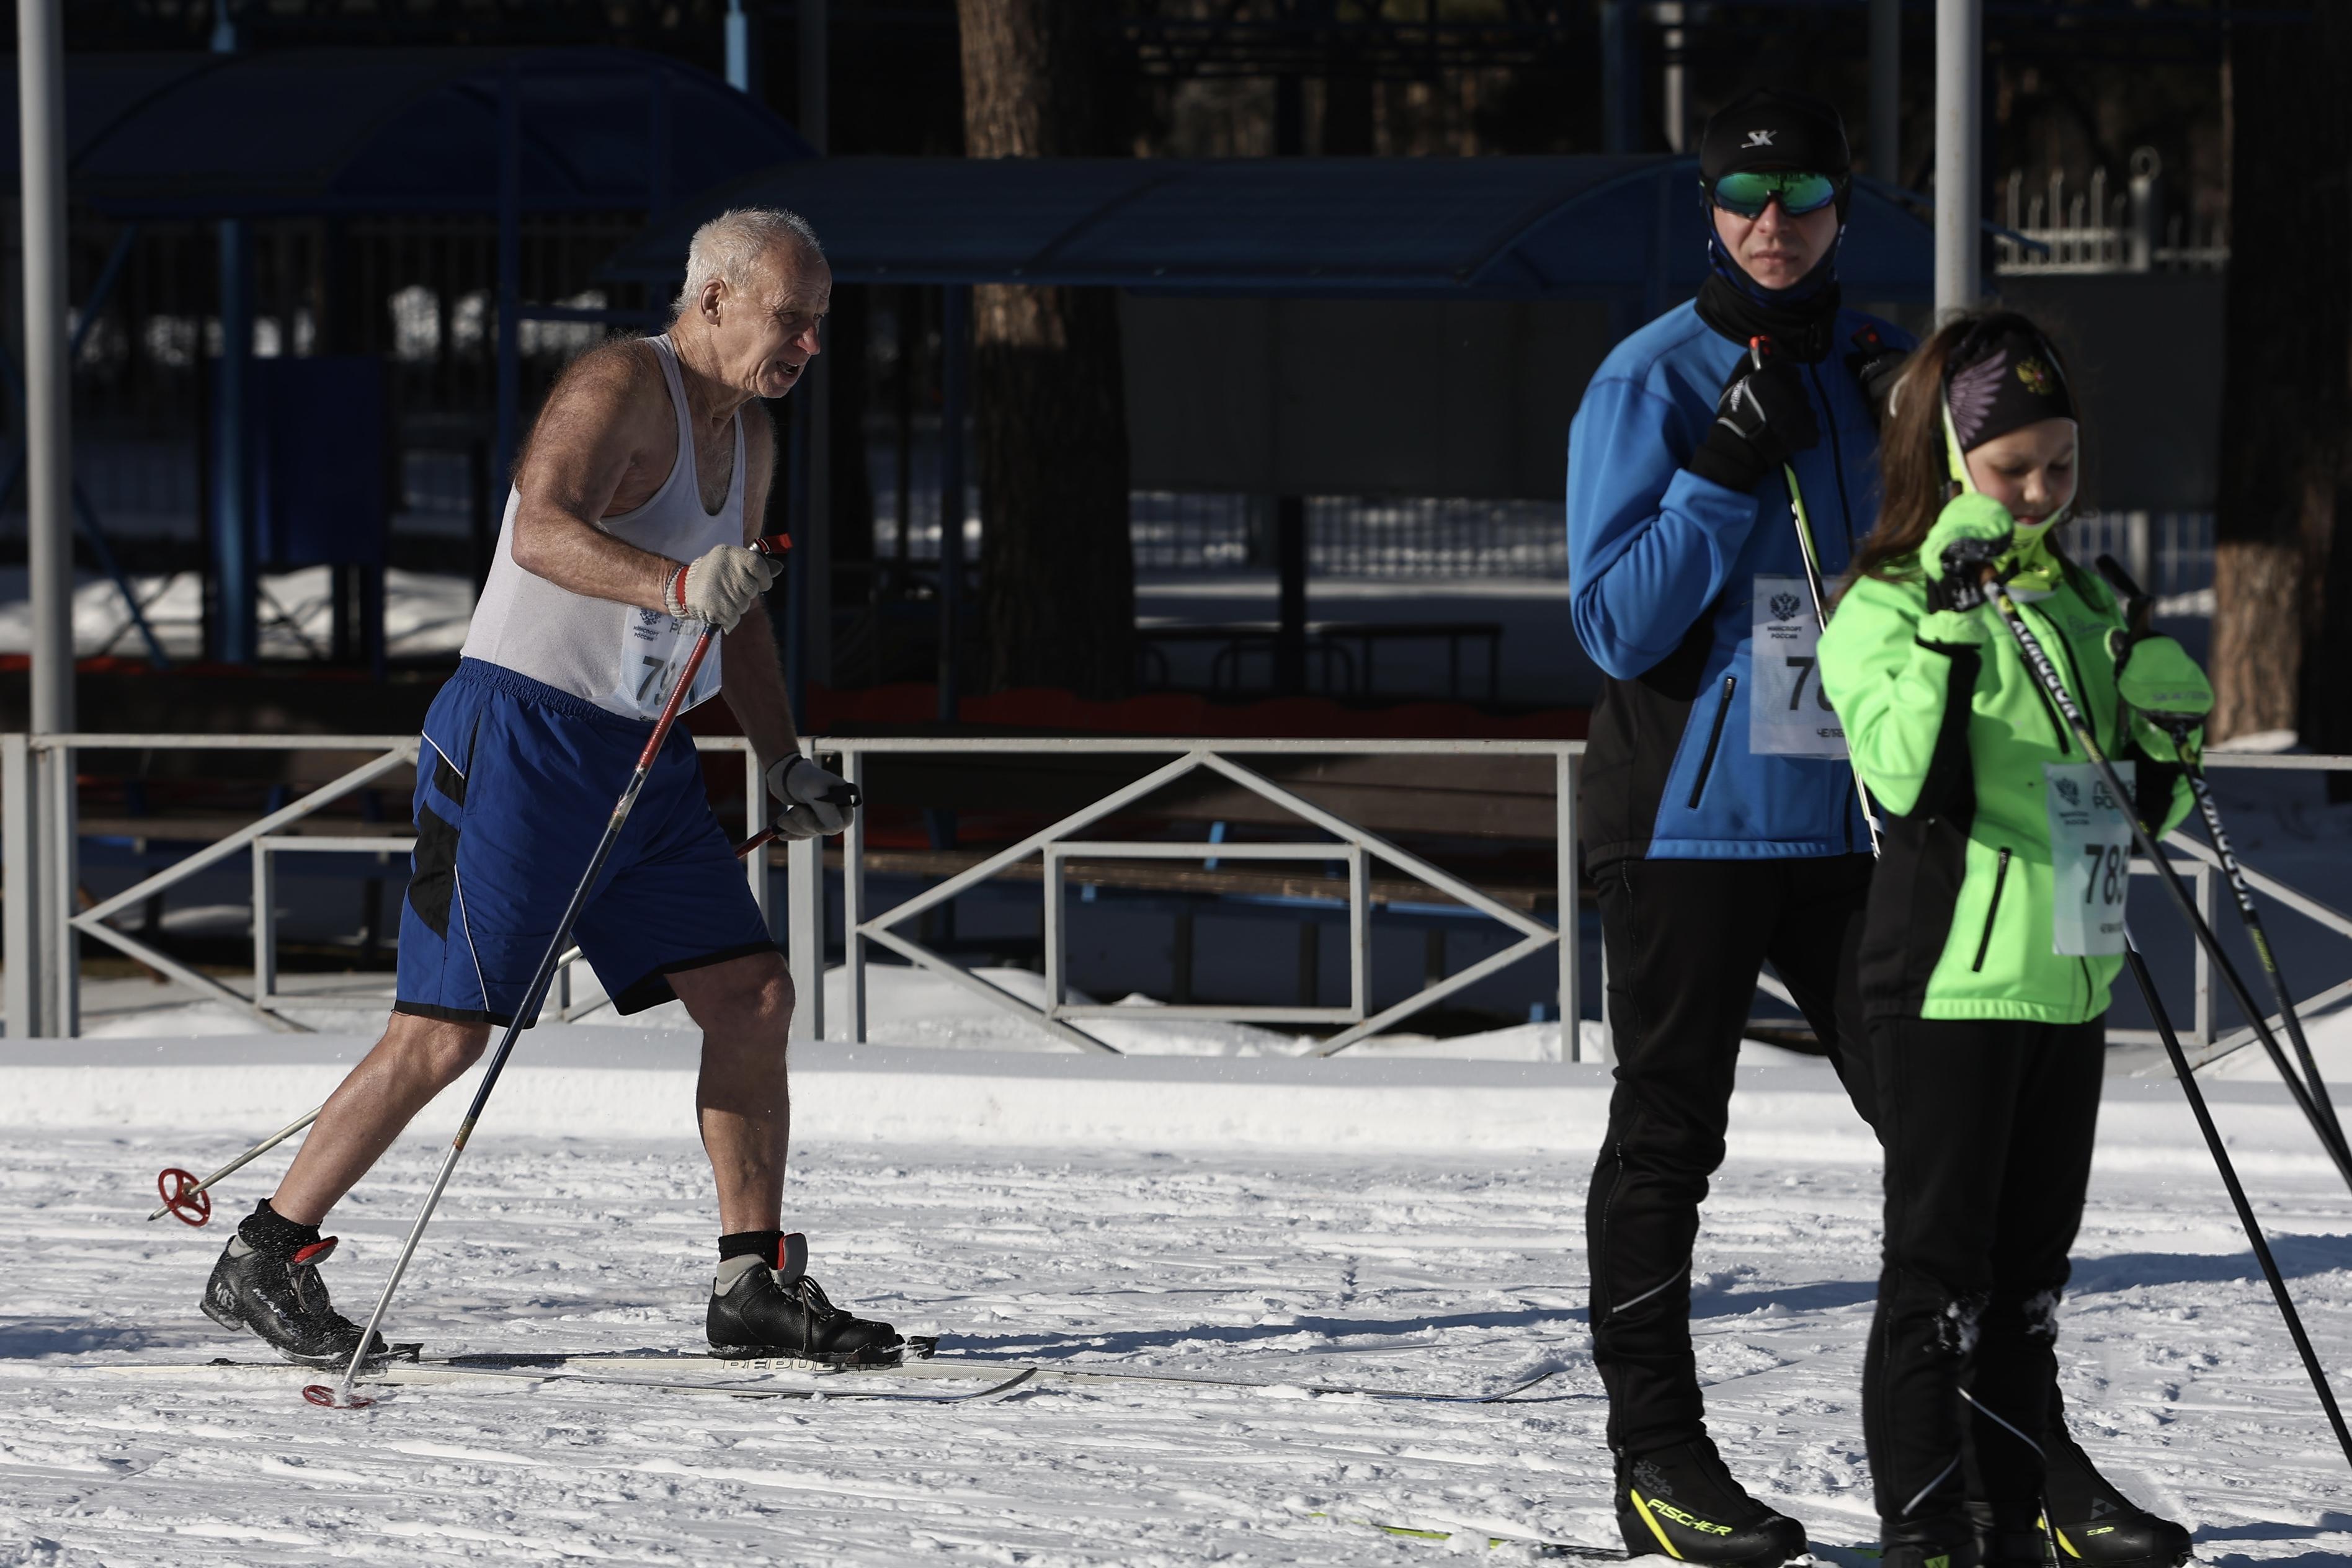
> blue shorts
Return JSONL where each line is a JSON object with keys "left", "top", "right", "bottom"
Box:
{"left": 394, "top": 659, "right": 777, "bottom": 1027}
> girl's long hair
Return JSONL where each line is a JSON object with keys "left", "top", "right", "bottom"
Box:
{"left": 1840, "top": 308, "right": 2082, "bottom": 597}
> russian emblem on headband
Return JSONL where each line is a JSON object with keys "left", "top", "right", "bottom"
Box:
{"left": 2015, "top": 357, "right": 2059, "bottom": 398}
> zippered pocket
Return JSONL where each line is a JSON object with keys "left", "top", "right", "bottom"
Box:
{"left": 1686, "top": 674, "right": 1737, "bottom": 809}
{"left": 1971, "top": 847, "right": 2013, "bottom": 972}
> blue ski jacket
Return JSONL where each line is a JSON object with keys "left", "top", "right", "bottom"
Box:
{"left": 1567, "top": 299, "right": 1910, "bottom": 868}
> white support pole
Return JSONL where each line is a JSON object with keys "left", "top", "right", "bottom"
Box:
{"left": 1933, "top": 0, "right": 1984, "bottom": 316}
{"left": 20, "top": 0, "right": 70, "bottom": 741}
{"left": 2, "top": 735, "right": 33, "bottom": 1036}
{"left": 840, "top": 749, "right": 866, "bottom": 1042}
{"left": 1347, "top": 844, "right": 1370, "bottom": 1019}
{"left": 1042, "top": 849, "right": 1066, "bottom": 1013}
{"left": 20, "top": 0, "right": 72, "bottom": 1038}
{"left": 42, "top": 742, "right": 76, "bottom": 1036}
{"left": 788, "top": 831, "right": 824, "bottom": 1041}
{"left": 251, "top": 842, "right": 277, "bottom": 1007}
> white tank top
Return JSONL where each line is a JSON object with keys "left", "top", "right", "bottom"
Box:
{"left": 460, "top": 334, "right": 746, "bottom": 720}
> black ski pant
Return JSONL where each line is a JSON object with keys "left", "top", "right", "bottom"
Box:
{"left": 1862, "top": 1014, "right": 2105, "bottom": 1538}
{"left": 1585, "top": 853, "right": 1876, "bottom": 1454}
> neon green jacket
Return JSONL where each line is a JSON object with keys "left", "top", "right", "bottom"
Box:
{"left": 1817, "top": 558, "right": 2195, "bottom": 1023}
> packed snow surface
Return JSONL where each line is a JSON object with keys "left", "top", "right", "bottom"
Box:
{"left": 4, "top": 1040, "right": 2351, "bottom": 1566}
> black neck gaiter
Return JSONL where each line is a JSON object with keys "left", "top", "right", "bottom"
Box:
{"left": 1695, "top": 267, "right": 1843, "bottom": 364}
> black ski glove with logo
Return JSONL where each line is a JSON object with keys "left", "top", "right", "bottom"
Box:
{"left": 1687, "top": 357, "right": 1820, "bottom": 494}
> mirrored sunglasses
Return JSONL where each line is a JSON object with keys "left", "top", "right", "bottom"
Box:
{"left": 1709, "top": 169, "right": 1842, "bottom": 219}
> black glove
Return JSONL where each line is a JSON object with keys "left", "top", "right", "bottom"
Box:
{"left": 1687, "top": 357, "right": 1820, "bottom": 493}
{"left": 1845, "top": 328, "right": 1908, "bottom": 430}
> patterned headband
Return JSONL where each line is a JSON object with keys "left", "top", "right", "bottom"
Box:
{"left": 1946, "top": 324, "right": 2075, "bottom": 452}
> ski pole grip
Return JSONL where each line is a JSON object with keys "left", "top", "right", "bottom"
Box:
{"left": 752, "top": 533, "right": 793, "bottom": 558}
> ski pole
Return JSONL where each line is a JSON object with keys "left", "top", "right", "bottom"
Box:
{"left": 313, "top": 537, "right": 791, "bottom": 1409}
{"left": 1976, "top": 566, "right": 2352, "bottom": 1190}
{"left": 2121, "top": 928, "right": 2352, "bottom": 1476}
{"left": 2094, "top": 554, "right": 2346, "bottom": 1151}
{"left": 149, "top": 821, "right": 790, "bottom": 1228}
{"left": 1748, "top": 335, "right": 1881, "bottom": 857}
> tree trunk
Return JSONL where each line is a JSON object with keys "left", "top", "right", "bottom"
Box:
{"left": 956, "top": 0, "right": 1134, "bottom": 698}
{"left": 2211, "top": 10, "right": 2352, "bottom": 745}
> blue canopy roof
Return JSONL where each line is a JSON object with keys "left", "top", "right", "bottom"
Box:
{"left": 601, "top": 154, "right": 1936, "bottom": 301}
{"left": 4, "top": 48, "right": 811, "bottom": 218}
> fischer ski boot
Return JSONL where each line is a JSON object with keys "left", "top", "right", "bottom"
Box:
{"left": 1615, "top": 1439, "right": 1809, "bottom": 1566}
{"left": 2041, "top": 1428, "right": 2191, "bottom": 1568}
{"left": 706, "top": 1232, "right": 906, "bottom": 1366}
{"left": 202, "top": 1232, "right": 386, "bottom": 1367}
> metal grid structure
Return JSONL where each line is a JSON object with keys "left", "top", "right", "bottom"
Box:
{"left": 0, "top": 732, "right": 767, "bottom": 1036}
{"left": 5, "top": 734, "right": 2348, "bottom": 1076}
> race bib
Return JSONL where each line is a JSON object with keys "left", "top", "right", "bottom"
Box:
{"left": 1749, "top": 576, "right": 1846, "bottom": 758}
{"left": 613, "top": 607, "right": 722, "bottom": 719}
{"left": 2044, "top": 760, "right": 2134, "bottom": 956}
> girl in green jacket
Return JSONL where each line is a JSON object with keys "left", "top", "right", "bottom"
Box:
{"left": 1816, "top": 311, "right": 2209, "bottom": 1568}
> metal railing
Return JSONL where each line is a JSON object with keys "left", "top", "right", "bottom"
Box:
{"left": 1993, "top": 153, "right": 2228, "bottom": 276}
{"left": 786, "top": 738, "right": 1577, "bottom": 1059}
{"left": 4, "top": 734, "right": 2348, "bottom": 1074}
{"left": 0, "top": 732, "right": 767, "bottom": 1036}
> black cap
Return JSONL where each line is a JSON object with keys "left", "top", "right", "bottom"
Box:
{"left": 1699, "top": 89, "right": 1852, "bottom": 183}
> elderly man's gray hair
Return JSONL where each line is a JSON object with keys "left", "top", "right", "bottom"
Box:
{"left": 676, "top": 207, "right": 824, "bottom": 310}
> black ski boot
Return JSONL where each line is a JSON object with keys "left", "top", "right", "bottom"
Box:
{"left": 706, "top": 1232, "right": 904, "bottom": 1366}
{"left": 1976, "top": 1503, "right": 2056, "bottom": 1567}
{"left": 1615, "top": 1439, "right": 1809, "bottom": 1566}
{"left": 202, "top": 1233, "right": 386, "bottom": 1366}
{"left": 2042, "top": 1429, "right": 2191, "bottom": 1568}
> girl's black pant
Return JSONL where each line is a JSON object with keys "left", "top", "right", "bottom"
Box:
{"left": 1863, "top": 1013, "right": 2106, "bottom": 1535}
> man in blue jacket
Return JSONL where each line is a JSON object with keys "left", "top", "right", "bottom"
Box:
{"left": 1568, "top": 90, "right": 2188, "bottom": 1568}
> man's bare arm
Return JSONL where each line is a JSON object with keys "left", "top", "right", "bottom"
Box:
{"left": 508, "top": 341, "right": 681, "bottom": 613}
{"left": 718, "top": 404, "right": 801, "bottom": 771}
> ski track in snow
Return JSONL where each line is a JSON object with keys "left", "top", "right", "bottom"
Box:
{"left": 1, "top": 1136, "right": 2348, "bottom": 1566}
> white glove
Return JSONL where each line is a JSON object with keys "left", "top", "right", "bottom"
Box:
{"left": 765, "top": 754, "right": 857, "bottom": 839}
{"left": 666, "top": 544, "right": 780, "bottom": 633}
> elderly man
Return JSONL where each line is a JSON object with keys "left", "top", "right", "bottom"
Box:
{"left": 200, "top": 208, "right": 898, "bottom": 1368}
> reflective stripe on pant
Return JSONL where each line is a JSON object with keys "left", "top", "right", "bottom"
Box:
{"left": 1861, "top": 1013, "right": 2105, "bottom": 1533}
{"left": 1585, "top": 853, "right": 1876, "bottom": 1453}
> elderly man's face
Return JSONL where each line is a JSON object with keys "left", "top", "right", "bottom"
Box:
{"left": 697, "top": 246, "right": 831, "bottom": 400}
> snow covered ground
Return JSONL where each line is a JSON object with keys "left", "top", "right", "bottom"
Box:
{"left": 4, "top": 1018, "right": 2351, "bottom": 1566}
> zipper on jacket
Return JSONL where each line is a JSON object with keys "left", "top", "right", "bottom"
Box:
{"left": 1686, "top": 674, "right": 1737, "bottom": 809}
{"left": 1971, "top": 848, "right": 2013, "bottom": 972}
